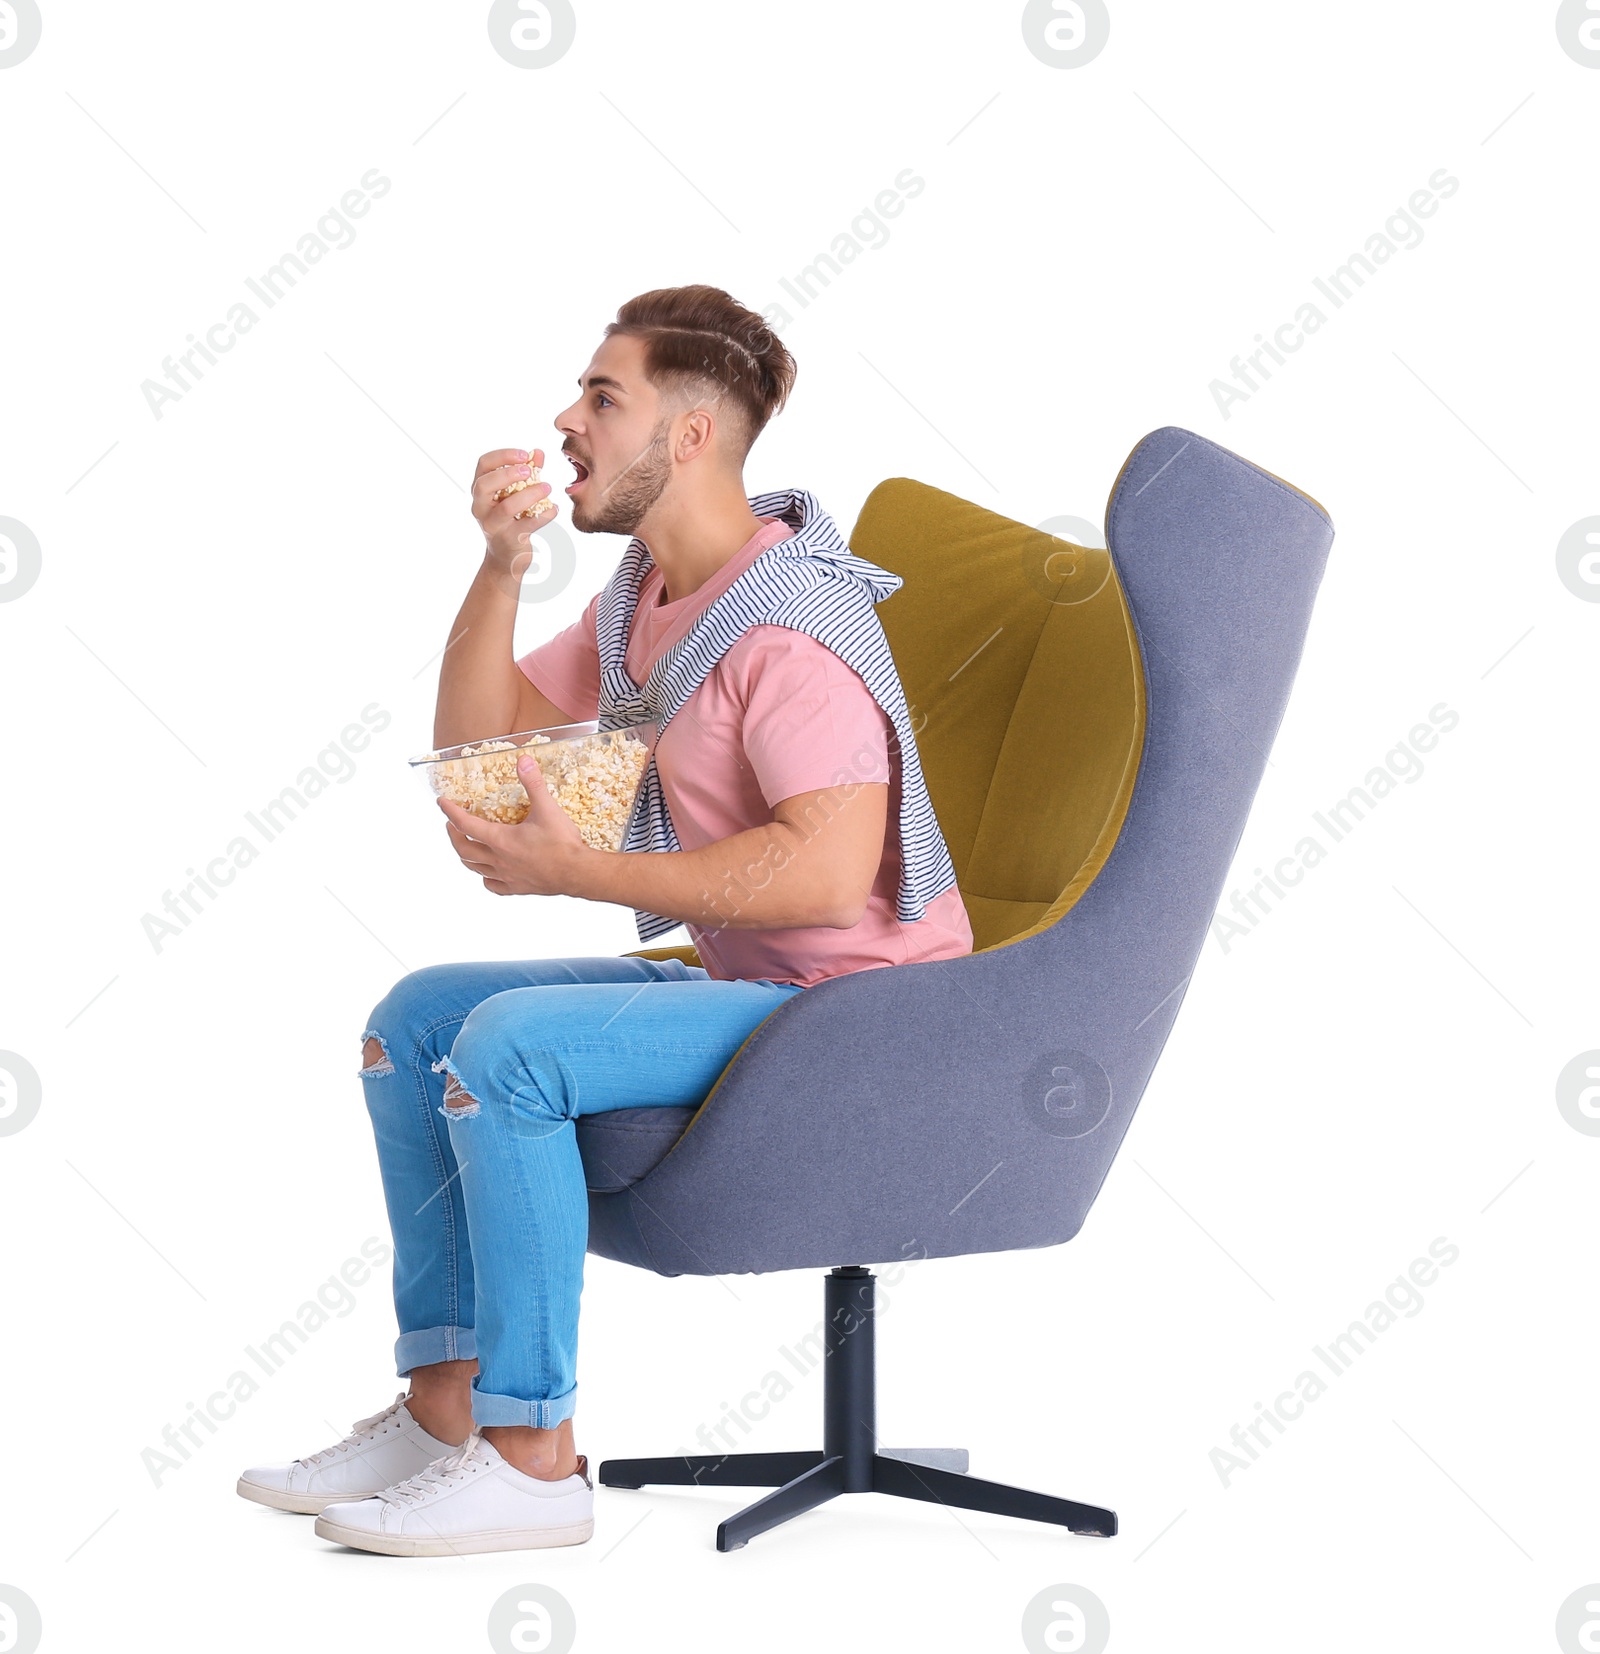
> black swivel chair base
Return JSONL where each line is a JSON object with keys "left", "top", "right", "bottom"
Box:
{"left": 598, "top": 1265, "right": 1118, "bottom": 1552}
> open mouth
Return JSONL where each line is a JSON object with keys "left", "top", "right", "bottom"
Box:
{"left": 564, "top": 455, "right": 591, "bottom": 495}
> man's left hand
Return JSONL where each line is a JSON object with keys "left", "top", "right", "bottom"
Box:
{"left": 438, "top": 754, "right": 589, "bottom": 896}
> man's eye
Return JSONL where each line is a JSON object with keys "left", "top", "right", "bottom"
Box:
{"left": 597, "top": 394, "right": 613, "bottom": 408}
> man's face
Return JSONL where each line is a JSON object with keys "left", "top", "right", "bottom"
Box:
{"left": 553, "top": 334, "right": 677, "bottom": 537}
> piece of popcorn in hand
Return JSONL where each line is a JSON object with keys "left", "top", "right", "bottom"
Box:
{"left": 494, "top": 455, "right": 555, "bottom": 521}
{"left": 495, "top": 455, "right": 541, "bottom": 498}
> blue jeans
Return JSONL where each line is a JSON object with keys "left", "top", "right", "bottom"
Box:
{"left": 358, "top": 955, "right": 805, "bottom": 1429}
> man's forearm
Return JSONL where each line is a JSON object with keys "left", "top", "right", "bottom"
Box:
{"left": 566, "top": 821, "right": 862, "bottom": 931}
{"left": 434, "top": 558, "right": 525, "bottom": 749}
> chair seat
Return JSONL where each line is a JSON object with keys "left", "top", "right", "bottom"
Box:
{"left": 578, "top": 1107, "right": 698, "bottom": 1193}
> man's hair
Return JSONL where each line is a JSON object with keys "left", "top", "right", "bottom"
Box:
{"left": 603, "top": 285, "right": 797, "bottom": 464}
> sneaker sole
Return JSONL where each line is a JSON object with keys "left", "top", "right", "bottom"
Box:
{"left": 312, "top": 1512, "right": 594, "bottom": 1556}
{"left": 236, "top": 1478, "right": 365, "bottom": 1516}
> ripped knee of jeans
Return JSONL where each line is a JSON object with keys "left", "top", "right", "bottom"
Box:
{"left": 359, "top": 1030, "right": 395, "bottom": 1078}
{"left": 432, "top": 1055, "right": 481, "bottom": 1118}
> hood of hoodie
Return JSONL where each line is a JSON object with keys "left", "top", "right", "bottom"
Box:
{"left": 631, "top": 487, "right": 904, "bottom": 607}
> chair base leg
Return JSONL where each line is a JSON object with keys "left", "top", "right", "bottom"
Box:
{"left": 872, "top": 1452, "right": 1116, "bottom": 1538}
{"left": 716, "top": 1455, "right": 845, "bottom": 1551}
{"left": 596, "top": 1266, "right": 1118, "bottom": 1552}
{"left": 598, "top": 1445, "right": 968, "bottom": 1490}
{"left": 598, "top": 1449, "right": 824, "bottom": 1490}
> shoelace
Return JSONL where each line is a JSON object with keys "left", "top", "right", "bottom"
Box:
{"left": 300, "top": 1393, "right": 409, "bottom": 1467}
{"left": 380, "top": 1434, "right": 492, "bottom": 1507}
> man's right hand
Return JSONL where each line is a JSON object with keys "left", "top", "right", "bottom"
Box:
{"left": 437, "top": 448, "right": 576, "bottom": 748}
{"left": 473, "top": 448, "right": 556, "bottom": 582}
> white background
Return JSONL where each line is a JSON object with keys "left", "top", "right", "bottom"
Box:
{"left": 1, "top": 2, "right": 1595, "bottom": 1650}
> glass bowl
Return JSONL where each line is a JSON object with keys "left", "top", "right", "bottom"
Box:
{"left": 409, "top": 720, "right": 654, "bottom": 851}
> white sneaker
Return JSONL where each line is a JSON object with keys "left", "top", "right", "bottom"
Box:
{"left": 236, "top": 1394, "right": 465, "bottom": 1515}
{"left": 313, "top": 1432, "right": 594, "bottom": 1556}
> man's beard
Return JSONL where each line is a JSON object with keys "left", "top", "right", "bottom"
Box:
{"left": 572, "top": 418, "right": 672, "bottom": 537}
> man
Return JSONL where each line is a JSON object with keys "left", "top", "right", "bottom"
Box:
{"left": 237, "top": 284, "right": 973, "bottom": 1555}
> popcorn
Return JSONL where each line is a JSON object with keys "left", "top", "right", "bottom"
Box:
{"left": 419, "top": 727, "right": 651, "bottom": 851}
{"left": 494, "top": 456, "right": 554, "bottom": 521}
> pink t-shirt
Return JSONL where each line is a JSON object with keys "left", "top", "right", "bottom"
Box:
{"left": 516, "top": 516, "right": 974, "bottom": 987}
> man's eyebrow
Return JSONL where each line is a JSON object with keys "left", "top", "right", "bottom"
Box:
{"left": 577, "top": 373, "right": 628, "bottom": 394}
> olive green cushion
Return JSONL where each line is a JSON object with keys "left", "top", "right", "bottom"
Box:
{"left": 630, "top": 478, "right": 1146, "bottom": 961}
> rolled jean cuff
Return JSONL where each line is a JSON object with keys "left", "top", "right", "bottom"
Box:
{"left": 395, "top": 1324, "right": 477, "bottom": 1376}
{"left": 470, "top": 1382, "right": 577, "bottom": 1430}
